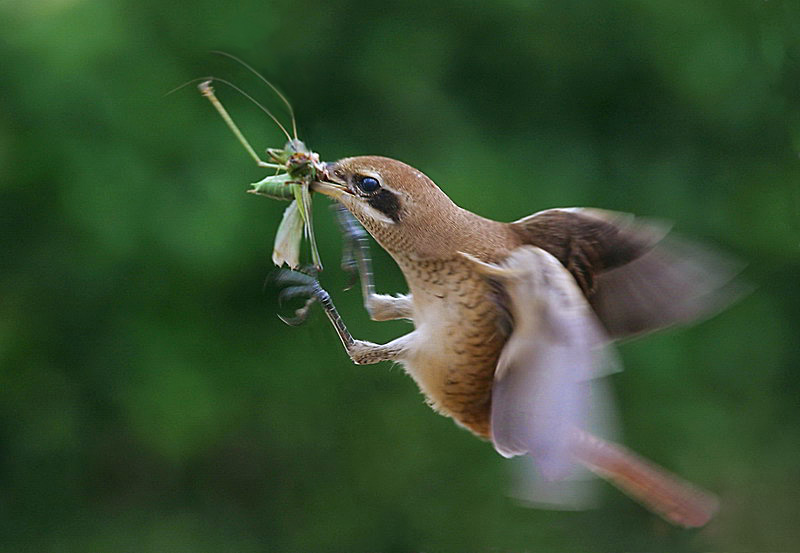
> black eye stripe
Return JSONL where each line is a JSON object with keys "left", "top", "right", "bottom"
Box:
{"left": 367, "top": 189, "right": 402, "bottom": 222}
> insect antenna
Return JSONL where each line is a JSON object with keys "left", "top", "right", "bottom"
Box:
{"left": 211, "top": 50, "right": 299, "bottom": 140}
{"left": 208, "top": 76, "right": 293, "bottom": 142}
{"left": 165, "top": 77, "right": 212, "bottom": 97}
{"left": 171, "top": 73, "right": 293, "bottom": 143}
{"left": 192, "top": 77, "right": 288, "bottom": 168}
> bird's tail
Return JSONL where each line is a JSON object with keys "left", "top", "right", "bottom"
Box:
{"left": 572, "top": 430, "right": 718, "bottom": 527}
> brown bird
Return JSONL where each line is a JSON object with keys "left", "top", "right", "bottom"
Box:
{"left": 277, "top": 155, "right": 736, "bottom": 527}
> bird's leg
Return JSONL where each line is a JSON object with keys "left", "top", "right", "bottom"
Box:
{"left": 333, "top": 205, "right": 413, "bottom": 321}
{"left": 275, "top": 269, "right": 411, "bottom": 365}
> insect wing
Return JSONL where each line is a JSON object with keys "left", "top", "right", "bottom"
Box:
{"left": 272, "top": 199, "right": 304, "bottom": 269}
{"left": 300, "top": 184, "right": 322, "bottom": 270}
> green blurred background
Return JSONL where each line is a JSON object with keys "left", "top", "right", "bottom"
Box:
{"left": 2, "top": 0, "right": 799, "bottom": 551}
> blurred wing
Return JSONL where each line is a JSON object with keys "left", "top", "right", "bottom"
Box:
{"left": 464, "top": 246, "right": 719, "bottom": 526}
{"left": 511, "top": 207, "right": 742, "bottom": 339}
{"left": 589, "top": 232, "right": 743, "bottom": 338}
{"left": 485, "top": 246, "right": 615, "bottom": 480}
{"left": 505, "top": 377, "right": 619, "bottom": 511}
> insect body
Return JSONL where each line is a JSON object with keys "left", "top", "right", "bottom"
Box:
{"left": 198, "top": 80, "right": 325, "bottom": 269}
{"left": 249, "top": 139, "right": 322, "bottom": 200}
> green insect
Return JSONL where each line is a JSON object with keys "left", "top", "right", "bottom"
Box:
{"left": 198, "top": 66, "right": 324, "bottom": 270}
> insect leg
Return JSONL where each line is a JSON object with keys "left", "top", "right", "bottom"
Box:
{"left": 198, "top": 81, "right": 283, "bottom": 170}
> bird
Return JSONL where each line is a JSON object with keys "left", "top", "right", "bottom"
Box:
{"left": 276, "top": 155, "right": 738, "bottom": 528}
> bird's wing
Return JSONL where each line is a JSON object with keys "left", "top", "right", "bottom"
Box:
{"left": 511, "top": 208, "right": 742, "bottom": 339}
{"left": 460, "top": 246, "right": 616, "bottom": 480}
{"left": 462, "top": 247, "right": 719, "bottom": 527}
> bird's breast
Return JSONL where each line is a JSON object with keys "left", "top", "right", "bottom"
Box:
{"left": 397, "top": 255, "right": 509, "bottom": 438}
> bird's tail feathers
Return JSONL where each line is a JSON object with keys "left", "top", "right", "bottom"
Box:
{"left": 572, "top": 429, "right": 718, "bottom": 528}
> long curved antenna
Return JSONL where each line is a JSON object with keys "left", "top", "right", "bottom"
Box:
{"left": 211, "top": 50, "right": 298, "bottom": 140}
{"left": 171, "top": 75, "right": 294, "bottom": 144}
{"left": 198, "top": 80, "right": 285, "bottom": 168}
{"left": 208, "top": 77, "right": 293, "bottom": 142}
{"left": 165, "top": 77, "right": 212, "bottom": 96}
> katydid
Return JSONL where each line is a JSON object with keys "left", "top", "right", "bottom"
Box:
{"left": 198, "top": 79, "right": 324, "bottom": 270}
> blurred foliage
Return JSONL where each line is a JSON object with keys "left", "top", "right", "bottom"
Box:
{"left": 1, "top": 0, "right": 799, "bottom": 551}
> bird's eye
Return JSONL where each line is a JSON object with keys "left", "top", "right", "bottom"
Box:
{"left": 356, "top": 175, "right": 381, "bottom": 194}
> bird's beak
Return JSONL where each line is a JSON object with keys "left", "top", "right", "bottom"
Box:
{"left": 312, "top": 180, "right": 350, "bottom": 199}
{"left": 312, "top": 162, "right": 352, "bottom": 199}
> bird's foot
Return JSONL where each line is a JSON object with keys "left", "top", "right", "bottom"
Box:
{"left": 273, "top": 267, "right": 326, "bottom": 326}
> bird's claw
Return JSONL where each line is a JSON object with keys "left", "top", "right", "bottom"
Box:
{"left": 277, "top": 308, "right": 314, "bottom": 326}
{"left": 273, "top": 268, "right": 324, "bottom": 326}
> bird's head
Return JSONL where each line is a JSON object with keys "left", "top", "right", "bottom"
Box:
{"left": 312, "top": 156, "right": 461, "bottom": 256}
